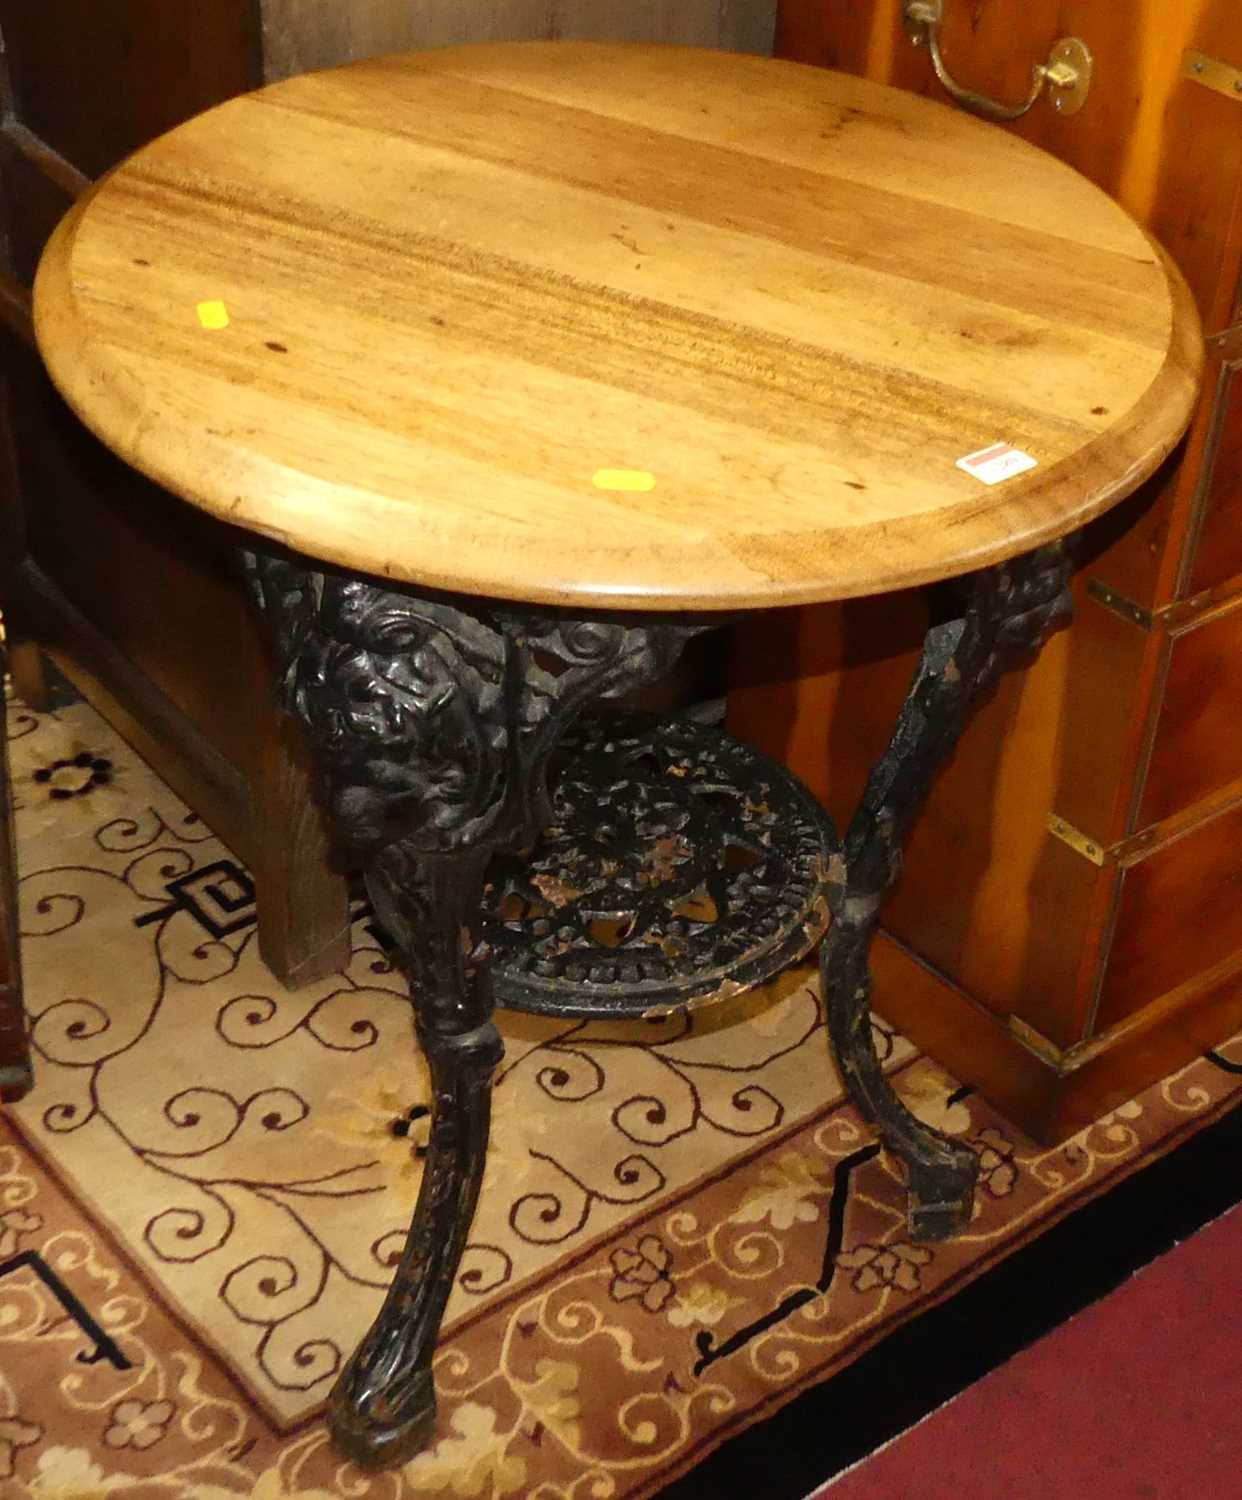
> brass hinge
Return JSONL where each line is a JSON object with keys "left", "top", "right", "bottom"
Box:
{"left": 1046, "top": 812, "right": 1108, "bottom": 866}
{"left": 1086, "top": 578, "right": 1154, "bottom": 630}
{"left": 1183, "top": 49, "right": 1242, "bottom": 101}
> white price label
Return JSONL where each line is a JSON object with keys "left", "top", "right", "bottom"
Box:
{"left": 956, "top": 442, "right": 1039, "bottom": 486}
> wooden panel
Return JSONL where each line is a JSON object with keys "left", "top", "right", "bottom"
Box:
{"left": 555, "top": 0, "right": 775, "bottom": 51}
{"left": 0, "top": 273, "right": 31, "bottom": 352}
{"left": 774, "top": 0, "right": 877, "bottom": 72}
{"left": 0, "top": 140, "right": 76, "bottom": 286}
{"left": 261, "top": 0, "right": 548, "bottom": 77}
{"left": 1096, "top": 798, "right": 1242, "bottom": 1031}
{"left": 261, "top": 0, "right": 776, "bottom": 79}
{"left": 14, "top": 560, "right": 254, "bottom": 862}
{"left": 8, "top": 355, "right": 261, "bottom": 777}
{"left": 250, "top": 711, "right": 352, "bottom": 988}
{"left": 0, "top": 649, "right": 30, "bottom": 1103}
{"left": 1187, "top": 356, "right": 1242, "bottom": 595}
{"left": 1136, "top": 598, "right": 1242, "bottom": 828}
{"left": 0, "top": 362, "right": 23, "bottom": 572}
{"left": 0, "top": 0, "right": 262, "bottom": 180}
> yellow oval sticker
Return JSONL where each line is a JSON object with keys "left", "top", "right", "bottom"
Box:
{"left": 593, "top": 469, "right": 656, "bottom": 492}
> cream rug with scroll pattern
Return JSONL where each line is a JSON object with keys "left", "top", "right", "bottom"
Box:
{"left": 2, "top": 695, "right": 1240, "bottom": 1500}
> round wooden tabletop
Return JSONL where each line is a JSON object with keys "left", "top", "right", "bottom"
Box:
{"left": 34, "top": 42, "right": 1201, "bottom": 612}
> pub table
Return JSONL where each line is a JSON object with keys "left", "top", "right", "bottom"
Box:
{"left": 33, "top": 42, "right": 1200, "bottom": 1468}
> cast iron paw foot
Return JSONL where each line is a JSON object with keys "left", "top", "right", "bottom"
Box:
{"left": 328, "top": 1357, "right": 438, "bottom": 1470}
{"left": 905, "top": 1146, "right": 979, "bottom": 1243}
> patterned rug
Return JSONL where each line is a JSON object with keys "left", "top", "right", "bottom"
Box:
{"left": 2, "top": 696, "right": 1240, "bottom": 1500}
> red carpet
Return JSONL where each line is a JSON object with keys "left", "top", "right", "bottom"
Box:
{"left": 817, "top": 1200, "right": 1242, "bottom": 1500}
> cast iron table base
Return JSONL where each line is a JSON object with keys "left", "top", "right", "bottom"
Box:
{"left": 486, "top": 711, "right": 839, "bottom": 1019}
{"left": 243, "top": 539, "right": 1073, "bottom": 1468}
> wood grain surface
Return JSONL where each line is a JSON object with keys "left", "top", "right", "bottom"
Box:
{"left": 33, "top": 42, "right": 1201, "bottom": 611}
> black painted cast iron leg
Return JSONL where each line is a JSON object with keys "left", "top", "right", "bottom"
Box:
{"left": 240, "top": 549, "right": 703, "bottom": 1466}
{"left": 331, "top": 844, "right": 501, "bottom": 1465}
{"left": 821, "top": 540, "right": 1075, "bottom": 1242}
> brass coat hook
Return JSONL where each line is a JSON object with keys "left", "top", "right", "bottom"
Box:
{"left": 904, "top": 1, "right": 1093, "bottom": 120}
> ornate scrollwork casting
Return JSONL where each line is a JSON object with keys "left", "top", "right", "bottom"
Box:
{"left": 241, "top": 552, "right": 707, "bottom": 858}
{"left": 488, "top": 714, "right": 837, "bottom": 1019}
{"left": 241, "top": 546, "right": 711, "bottom": 1466}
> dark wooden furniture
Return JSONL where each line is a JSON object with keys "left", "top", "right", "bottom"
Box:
{"left": 0, "top": 646, "right": 31, "bottom": 1103}
{"left": 33, "top": 42, "right": 1198, "bottom": 1465}
{"left": 0, "top": 0, "right": 352, "bottom": 986}
{"left": 732, "top": 0, "right": 1242, "bottom": 1142}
